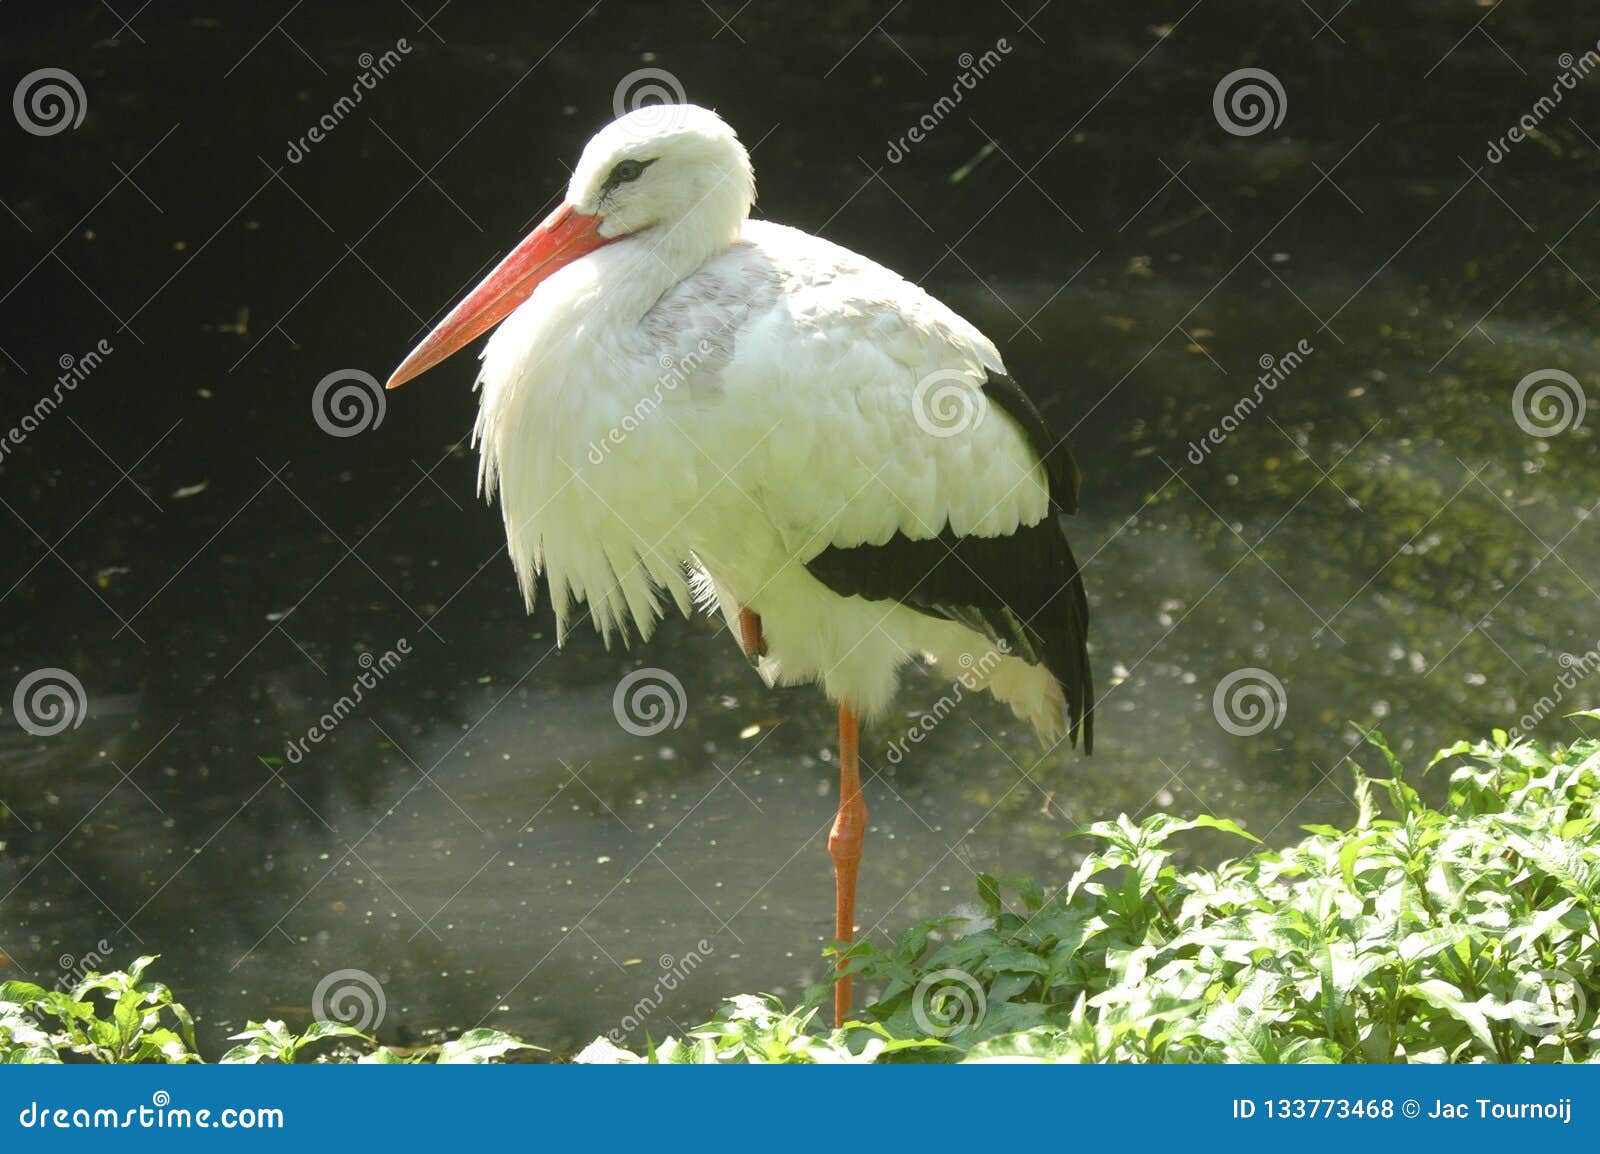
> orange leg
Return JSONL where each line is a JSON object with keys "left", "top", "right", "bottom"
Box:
{"left": 829, "top": 703, "right": 867, "bottom": 1027}
{"left": 737, "top": 607, "right": 766, "bottom": 661}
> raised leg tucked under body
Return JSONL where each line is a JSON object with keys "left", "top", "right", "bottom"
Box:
{"left": 737, "top": 606, "right": 766, "bottom": 662}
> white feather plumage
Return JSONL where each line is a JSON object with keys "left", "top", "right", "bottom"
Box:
{"left": 470, "top": 106, "right": 1065, "bottom": 736}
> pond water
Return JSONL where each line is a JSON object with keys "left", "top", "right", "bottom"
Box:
{"left": 1, "top": 3, "right": 1596, "bottom": 1057}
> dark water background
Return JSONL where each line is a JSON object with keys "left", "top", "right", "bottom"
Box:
{"left": 1, "top": 1, "right": 1596, "bottom": 1056}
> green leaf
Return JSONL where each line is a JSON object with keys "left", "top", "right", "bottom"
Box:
{"left": 1189, "top": 815, "right": 1262, "bottom": 843}
{"left": 998, "top": 874, "right": 1047, "bottom": 913}
{"left": 1406, "top": 980, "right": 1497, "bottom": 1056}
{"left": 976, "top": 873, "right": 1002, "bottom": 918}
{"left": 436, "top": 1029, "right": 543, "bottom": 1064}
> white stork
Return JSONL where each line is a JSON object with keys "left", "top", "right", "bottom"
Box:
{"left": 386, "top": 104, "right": 1092, "bottom": 1026}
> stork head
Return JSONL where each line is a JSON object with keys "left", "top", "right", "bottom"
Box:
{"left": 568, "top": 103, "right": 754, "bottom": 245}
{"left": 385, "top": 103, "right": 753, "bottom": 390}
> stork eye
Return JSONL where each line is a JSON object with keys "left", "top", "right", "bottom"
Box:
{"left": 605, "top": 158, "right": 653, "bottom": 188}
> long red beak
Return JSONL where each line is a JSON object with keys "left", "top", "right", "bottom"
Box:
{"left": 385, "top": 203, "right": 613, "bottom": 390}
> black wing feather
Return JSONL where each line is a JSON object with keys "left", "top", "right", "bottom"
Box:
{"left": 984, "top": 371, "right": 1081, "bottom": 515}
{"left": 805, "top": 370, "right": 1093, "bottom": 752}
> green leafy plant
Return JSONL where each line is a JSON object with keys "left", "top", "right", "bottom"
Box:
{"left": 1, "top": 955, "right": 198, "bottom": 1064}
{"left": 6, "top": 723, "right": 1595, "bottom": 1065}
{"left": 220, "top": 1019, "right": 374, "bottom": 1064}
{"left": 0, "top": 957, "right": 539, "bottom": 1064}
{"left": 574, "top": 994, "right": 943, "bottom": 1064}
{"left": 220, "top": 1019, "right": 541, "bottom": 1064}
{"left": 591, "top": 722, "right": 1600, "bottom": 1063}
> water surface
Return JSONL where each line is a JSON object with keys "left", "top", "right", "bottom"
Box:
{"left": 2, "top": 2, "right": 1597, "bottom": 1055}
